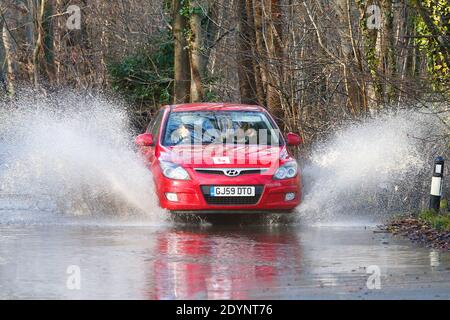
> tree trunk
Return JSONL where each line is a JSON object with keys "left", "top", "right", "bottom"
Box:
{"left": 204, "top": 1, "right": 218, "bottom": 67}
{"left": 359, "top": 2, "right": 383, "bottom": 109}
{"left": 188, "top": 1, "right": 205, "bottom": 102}
{"left": 0, "top": 21, "right": 4, "bottom": 93}
{"left": 380, "top": 0, "right": 396, "bottom": 103}
{"left": 237, "top": 0, "right": 258, "bottom": 104}
{"left": 253, "top": 0, "right": 267, "bottom": 106}
{"left": 172, "top": 0, "right": 191, "bottom": 104}
{"left": 29, "top": 0, "right": 46, "bottom": 88}
{"left": 265, "top": 0, "right": 284, "bottom": 122}
{"left": 336, "top": 0, "right": 364, "bottom": 115}
{"left": 42, "top": 1, "right": 55, "bottom": 82}
{"left": 1, "top": 9, "right": 16, "bottom": 96}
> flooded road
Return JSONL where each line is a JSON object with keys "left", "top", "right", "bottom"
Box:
{"left": 0, "top": 214, "right": 449, "bottom": 300}
{"left": 1, "top": 93, "right": 448, "bottom": 299}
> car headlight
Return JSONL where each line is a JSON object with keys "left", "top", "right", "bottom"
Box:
{"left": 160, "top": 161, "right": 190, "bottom": 180}
{"left": 274, "top": 161, "right": 298, "bottom": 180}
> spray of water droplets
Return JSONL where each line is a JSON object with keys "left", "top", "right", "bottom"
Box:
{"left": 297, "top": 109, "right": 448, "bottom": 224}
{"left": 0, "top": 90, "right": 166, "bottom": 223}
{"left": 0, "top": 90, "right": 447, "bottom": 226}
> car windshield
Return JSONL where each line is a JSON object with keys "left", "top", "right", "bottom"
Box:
{"left": 163, "top": 111, "right": 282, "bottom": 146}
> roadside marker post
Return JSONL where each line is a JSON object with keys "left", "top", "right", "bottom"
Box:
{"left": 429, "top": 157, "right": 444, "bottom": 213}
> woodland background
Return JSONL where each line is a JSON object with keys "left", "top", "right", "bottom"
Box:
{"left": 0, "top": 0, "right": 448, "bottom": 142}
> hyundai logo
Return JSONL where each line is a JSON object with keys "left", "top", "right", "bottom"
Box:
{"left": 224, "top": 169, "right": 240, "bottom": 177}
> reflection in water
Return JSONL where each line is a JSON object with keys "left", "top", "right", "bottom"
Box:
{"left": 0, "top": 220, "right": 449, "bottom": 299}
{"left": 149, "top": 225, "right": 302, "bottom": 299}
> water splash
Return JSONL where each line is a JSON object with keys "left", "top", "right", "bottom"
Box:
{"left": 298, "top": 110, "right": 448, "bottom": 223}
{"left": 0, "top": 90, "right": 166, "bottom": 222}
{"left": 0, "top": 91, "right": 447, "bottom": 226}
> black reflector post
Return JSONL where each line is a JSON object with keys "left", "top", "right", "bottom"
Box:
{"left": 429, "top": 157, "right": 444, "bottom": 212}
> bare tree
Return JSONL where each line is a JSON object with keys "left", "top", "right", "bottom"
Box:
{"left": 188, "top": 0, "right": 205, "bottom": 102}
{"left": 0, "top": 0, "right": 26, "bottom": 96}
{"left": 173, "top": 0, "right": 191, "bottom": 103}
{"left": 237, "top": 0, "right": 257, "bottom": 104}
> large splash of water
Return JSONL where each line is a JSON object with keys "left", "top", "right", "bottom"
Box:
{"left": 0, "top": 90, "right": 165, "bottom": 223}
{"left": 297, "top": 110, "right": 448, "bottom": 223}
{"left": 0, "top": 90, "right": 447, "bottom": 225}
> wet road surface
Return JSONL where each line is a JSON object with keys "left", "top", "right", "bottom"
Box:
{"left": 0, "top": 215, "right": 449, "bottom": 300}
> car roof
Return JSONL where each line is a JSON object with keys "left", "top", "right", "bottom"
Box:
{"left": 166, "top": 103, "right": 266, "bottom": 112}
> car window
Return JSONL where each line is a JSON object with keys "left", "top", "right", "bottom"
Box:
{"left": 162, "top": 111, "right": 282, "bottom": 146}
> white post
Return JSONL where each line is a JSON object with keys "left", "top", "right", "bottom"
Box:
{"left": 429, "top": 157, "right": 444, "bottom": 212}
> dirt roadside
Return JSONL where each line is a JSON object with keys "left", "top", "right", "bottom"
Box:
{"left": 382, "top": 216, "right": 450, "bottom": 251}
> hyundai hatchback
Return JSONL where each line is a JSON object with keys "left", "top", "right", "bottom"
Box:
{"left": 135, "top": 103, "right": 302, "bottom": 214}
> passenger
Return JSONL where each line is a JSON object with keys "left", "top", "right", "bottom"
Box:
{"left": 170, "top": 123, "right": 192, "bottom": 145}
{"left": 235, "top": 127, "right": 246, "bottom": 144}
{"left": 236, "top": 122, "right": 258, "bottom": 144}
{"left": 245, "top": 127, "right": 258, "bottom": 144}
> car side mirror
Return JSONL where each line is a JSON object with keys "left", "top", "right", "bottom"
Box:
{"left": 286, "top": 133, "right": 302, "bottom": 146}
{"left": 135, "top": 133, "right": 154, "bottom": 147}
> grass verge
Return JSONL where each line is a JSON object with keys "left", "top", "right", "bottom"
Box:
{"left": 419, "top": 210, "right": 450, "bottom": 232}
{"left": 383, "top": 202, "right": 449, "bottom": 251}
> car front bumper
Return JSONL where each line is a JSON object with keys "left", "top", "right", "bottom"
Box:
{"left": 155, "top": 172, "right": 301, "bottom": 212}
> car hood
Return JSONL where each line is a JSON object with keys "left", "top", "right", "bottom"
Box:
{"left": 159, "top": 144, "right": 290, "bottom": 168}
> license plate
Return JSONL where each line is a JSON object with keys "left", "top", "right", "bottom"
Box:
{"left": 210, "top": 186, "right": 255, "bottom": 197}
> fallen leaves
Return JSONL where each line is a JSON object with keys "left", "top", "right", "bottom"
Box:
{"left": 382, "top": 217, "right": 450, "bottom": 251}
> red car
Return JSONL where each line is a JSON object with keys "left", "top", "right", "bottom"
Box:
{"left": 135, "top": 103, "right": 302, "bottom": 214}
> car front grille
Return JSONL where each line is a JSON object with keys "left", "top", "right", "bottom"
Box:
{"left": 200, "top": 185, "right": 264, "bottom": 205}
{"left": 194, "top": 168, "right": 268, "bottom": 177}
